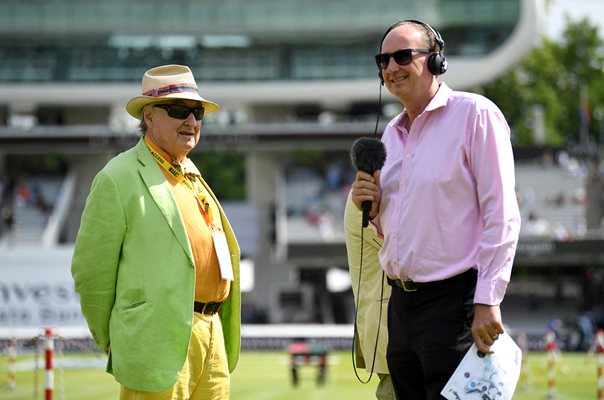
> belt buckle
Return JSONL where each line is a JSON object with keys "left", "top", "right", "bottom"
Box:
{"left": 400, "top": 280, "right": 417, "bottom": 292}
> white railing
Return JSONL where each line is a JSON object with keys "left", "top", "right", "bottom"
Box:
{"left": 41, "top": 172, "right": 76, "bottom": 247}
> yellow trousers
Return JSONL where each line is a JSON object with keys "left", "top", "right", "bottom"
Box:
{"left": 120, "top": 312, "right": 229, "bottom": 400}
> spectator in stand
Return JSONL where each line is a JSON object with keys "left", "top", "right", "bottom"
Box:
{"left": 0, "top": 207, "right": 15, "bottom": 243}
{"left": 15, "top": 179, "right": 30, "bottom": 209}
{"left": 521, "top": 212, "right": 551, "bottom": 237}
{"left": 31, "top": 184, "right": 53, "bottom": 215}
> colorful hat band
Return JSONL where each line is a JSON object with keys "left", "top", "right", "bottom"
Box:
{"left": 142, "top": 83, "right": 199, "bottom": 98}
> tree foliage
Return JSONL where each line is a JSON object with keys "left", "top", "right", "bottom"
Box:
{"left": 478, "top": 17, "right": 604, "bottom": 146}
{"left": 191, "top": 151, "right": 246, "bottom": 200}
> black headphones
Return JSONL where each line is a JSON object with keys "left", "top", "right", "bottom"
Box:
{"left": 378, "top": 19, "right": 447, "bottom": 84}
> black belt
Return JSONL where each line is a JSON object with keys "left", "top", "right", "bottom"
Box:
{"left": 387, "top": 269, "right": 476, "bottom": 292}
{"left": 194, "top": 301, "right": 222, "bottom": 315}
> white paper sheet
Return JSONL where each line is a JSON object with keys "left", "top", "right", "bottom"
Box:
{"left": 441, "top": 332, "right": 522, "bottom": 400}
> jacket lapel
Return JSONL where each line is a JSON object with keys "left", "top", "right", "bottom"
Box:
{"left": 135, "top": 139, "right": 195, "bottom": 266}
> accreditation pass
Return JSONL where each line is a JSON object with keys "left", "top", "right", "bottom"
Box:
{"left": 212, "top": 230, "right": 234, "bottom": 281}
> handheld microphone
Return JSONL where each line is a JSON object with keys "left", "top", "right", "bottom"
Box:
{"left": 350, "top": 137, "right": 386, "bottom": 227}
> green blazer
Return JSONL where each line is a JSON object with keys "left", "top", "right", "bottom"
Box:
{"left": 71, "top": 139, "right": 240, "bottom": 392}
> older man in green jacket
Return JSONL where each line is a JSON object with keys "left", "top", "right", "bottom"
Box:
{"left": 72, "top": 65, "right": 240, "bottom": 400}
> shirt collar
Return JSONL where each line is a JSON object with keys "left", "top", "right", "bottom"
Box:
{"left": 180, "top": 158, "right": 201, "bottom": 177}
{"left": 425, "top": 82, "right": 452, "bottom": 112}
{"left": 143, "top": 135, "right": 201, "bottom": 177}
{"left": 393, "top": 82, "right": 452, "bottom": 130}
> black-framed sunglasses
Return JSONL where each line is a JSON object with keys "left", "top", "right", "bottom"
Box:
{"left": 154, "top": 104, "right": 205, "bottom": 121}
{"left": 375, "top": 48, "right": 432, "bottom": 69}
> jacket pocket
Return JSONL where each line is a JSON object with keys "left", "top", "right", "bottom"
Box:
{"left": 118, "top": 300, "right": 147, "bottom": 311}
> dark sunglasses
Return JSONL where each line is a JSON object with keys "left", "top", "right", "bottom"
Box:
{"left": 154, "top": 104, "right": 205, "bottom": 121}
{"left": 375, "top": 48, "right": 432, "bottom": 69}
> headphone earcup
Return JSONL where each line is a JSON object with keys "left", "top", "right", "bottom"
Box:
{"left": 439, "top": 56, "right": 448, "bottom": 75}
{"left": 428, "top": 52, "right": 447, "bottom": 76}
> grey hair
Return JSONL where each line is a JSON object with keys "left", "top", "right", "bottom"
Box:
{"left": 138, "top": 105, "right": 152, "bottom": 136}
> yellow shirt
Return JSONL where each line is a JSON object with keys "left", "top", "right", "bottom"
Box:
{"left": 144, "top": 136, "right": 229, "bottom": 303}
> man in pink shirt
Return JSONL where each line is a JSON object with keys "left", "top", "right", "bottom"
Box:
{"left": 350, "top": 20, "right": 521, "bottom": 399}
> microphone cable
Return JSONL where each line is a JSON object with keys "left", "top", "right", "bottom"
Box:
{"left": 373, "top": 81, "right": 383, "bottom": 140}
{"left": 351, "top": 79, "right": 386, "bottom": 384}
{"left": 351, "top": 226, "right": 386, "bottom": 384}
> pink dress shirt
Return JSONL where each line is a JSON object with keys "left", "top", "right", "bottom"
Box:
{"left": 376, "top": 83, "right": 520, "bottom": 306}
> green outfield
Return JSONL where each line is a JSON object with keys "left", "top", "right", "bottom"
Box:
{"left": 0, "top": 351, "right": 598, "bottom": 399}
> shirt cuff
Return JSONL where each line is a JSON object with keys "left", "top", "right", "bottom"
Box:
{"left": 474, "top": 276, "right": 507, "bottom": 306}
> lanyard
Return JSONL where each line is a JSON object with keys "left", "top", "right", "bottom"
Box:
{"left": 145, "top": 142, "right": 215, "bottom": 226}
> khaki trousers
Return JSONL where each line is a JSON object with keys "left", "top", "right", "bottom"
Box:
{"left": 376, "top": 373, "right": 396, "bottom": 400}
{"left": 120, "top": 312, "right": 229, "bottom": 400}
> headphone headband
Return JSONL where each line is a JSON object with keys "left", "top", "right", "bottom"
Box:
{"left": 380, "top": 19, "right": 445, "bottom": 52}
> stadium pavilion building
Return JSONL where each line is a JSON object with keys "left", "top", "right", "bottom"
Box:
{"left": 2, "top": 0, "right": 598, "bottom": 344}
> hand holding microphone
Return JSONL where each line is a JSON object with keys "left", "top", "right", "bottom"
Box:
{"left": 350, "top": 137, "right": 386, "bottom": 227}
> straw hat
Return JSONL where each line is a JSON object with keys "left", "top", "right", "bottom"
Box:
{"left": 126, "top": 64, "right": 220, "bottom": 119}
